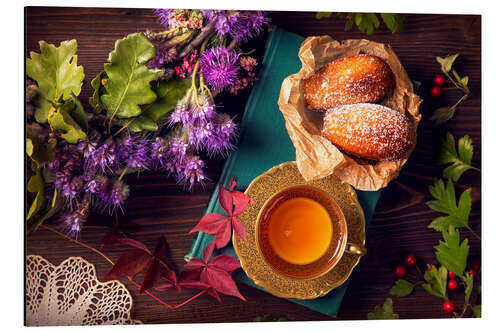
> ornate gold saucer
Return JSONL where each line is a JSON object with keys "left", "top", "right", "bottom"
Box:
{"left": 233, "top": 161, "right": 366, "bottom": 300}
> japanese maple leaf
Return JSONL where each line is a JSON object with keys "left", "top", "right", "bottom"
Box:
{"left": 102, "top": 235, "right": 176, "bottom": 294}
{"left": 189, "top": 177, "right": 255, "bottom": 249}
{"left": 140, "top": 235, "right": 174, "bottom": 293}
{"left": 184, "top": 241, "right": 245, "bottom": 301}
{"left": 155, "top": 269, "right": 209, "bottom": 292}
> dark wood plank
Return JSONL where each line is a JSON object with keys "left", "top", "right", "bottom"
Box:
{"left": 25, "top": 7, "right": 481, "bottom": 323}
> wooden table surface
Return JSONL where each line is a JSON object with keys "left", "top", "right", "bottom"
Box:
{"left": 25, "top": 7, "right": 481, "bottom": 323}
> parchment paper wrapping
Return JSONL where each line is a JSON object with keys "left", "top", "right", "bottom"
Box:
{"left": 278, "top": 36, "right": 422, "bottom": 191}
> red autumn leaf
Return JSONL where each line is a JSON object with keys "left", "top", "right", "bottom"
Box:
{"left": 102, "top": 248, "right": 151, "bottom": 280}
{"left": 189, "top": 213, "right": 229, "bottom": 235}
{"left": 229, "top": 176, "right": 237, "bottom": 191}
{"left": 202, "top": 241, "right": 216, "bottom": 263}
{"left": 206, "top": 287, "right": 222, "bottom": 302}
{"left": 175, "top": 270, "right": 209, "bottom": 291}
{"left": 99, "top": 227, "right": 122, "bottom": 249}
{"left": 209, "top": 254, "right": 241, "bottom": 272}
{"left": 232, "top": 190, "right": 255, "bottom": 216}
{"left": 231, "top": 216, "right": 246, "bottom": 241}
{"left": 140, "top": 235, "right": 172, "bottom": 293}
{"left": 117, "top": 237, "right": 152, "bottom": 255}
{"left": 189, "top": 177, "right": 254, "bottom": 250}
{"left": 200, "top": 267, "right": 246, "bottom": 301}
{"left": 184, "top": 258, "right": 205, "bottom": 270}
{"left": 218, "top": 183, "right": 233, "bottom": 215}
{"left": 213, "top": 222, "right": 232, "bottom": 248}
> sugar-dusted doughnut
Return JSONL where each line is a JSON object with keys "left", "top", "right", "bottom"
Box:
{"left": 322, "top": 103, "right": 415, "bottom": 161}
{"left": 304, "top": 54, "right": 394, "bottom": 111}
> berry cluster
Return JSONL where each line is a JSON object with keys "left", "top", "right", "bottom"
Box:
{"left": 394, "top": 255, "right": 480, "bottom": 314}
{"left": 430, "top": 74, "right": 446, "bottom": 98}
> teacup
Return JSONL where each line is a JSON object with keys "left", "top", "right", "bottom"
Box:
{"left": 256, "top": 185, "right": 366, "bottom": 279}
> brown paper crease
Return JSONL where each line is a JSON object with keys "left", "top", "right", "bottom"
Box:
{"left": 278, "top": 36, "right": 422, "bottom": 191}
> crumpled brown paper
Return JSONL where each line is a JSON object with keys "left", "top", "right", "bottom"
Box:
{"left": 278, "top": 36, "right": 422, "bottom": 191}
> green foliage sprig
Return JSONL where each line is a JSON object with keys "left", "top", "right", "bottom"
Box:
{"left": 431, "top": 54, "right": 470, "bottom": 125}
{"left": 316, "top": 12, "right": 404, "bottom": 35}
{"left": 438, "top": 132, "right": 480, "bottom": 182}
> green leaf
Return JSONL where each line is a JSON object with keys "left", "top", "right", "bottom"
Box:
{"left": 27, "top": 189, "right": 61, "bottom": 234}
{"left": 389, "top": 279, "right": 414, "bottom": 297}
{"left": 422, "top": 265, "right": 448, "bottom": 300}
{"left": 126, "top": 78, "right": 191, "bottom": 132}
{"left": 438, "top": 132, "right": 475, "bottom": 181}
{"left": 436, "top": 54, "right": 459, "bottom": 74}
{"left": 460, "top": 76, "right": 469, "bottom": 89}
{"left": 472, "top": 305, "right": 481, "bottom": 318}
{"left": 26, "top": 39, "right": 85, "bottom": 123}
{"left": 435, "top": 226, "right": 469, "bottom": 276}
{"left": 380, "top": 13, "right": 404, "bottom": 33}
{"left": 315, "top": 12, "right": 333, "bottom": 19}
{"left": 26, "top": 131, "right": 56, "bottom": 167}
{"left": 47, "top": 102, "right": 86, "bottom": 144}
{"left": 354, "top": 13, "right": 380, "bottom": 35}
{"left": 430, "top": 105, "right": 456, "bottom": 125}
{"left": 89, "top": 71, "right": 108, "bottom": 113}
{"left": 66, "top": 95, "right": 88, "bottom": 132}
{"left": 27, "top": 169, "right": 46, "bottom": 221}
{"left": 367, "top": 298, "right": 399, "bottom": 320}
{"left": 462, "top": 272, "right": 474, "bottom": 305}
{"left": 101, "top": 33, "right": 163, "bottom": 120}
{"left": 426, "top": 179, "right": 471, "bottom": 232}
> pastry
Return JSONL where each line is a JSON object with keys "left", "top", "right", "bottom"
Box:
{"left": 304, "top": 54, "right": 394, "bottom": 111}
{"left": 322, "top": 103, "right": 415, "bottom": 161}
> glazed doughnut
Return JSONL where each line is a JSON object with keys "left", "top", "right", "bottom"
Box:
{"left": 304, "top": 54, "right": 394, "bottom": 111}
{"left": 322, "top": 103, "right": 415, "bottom": 161}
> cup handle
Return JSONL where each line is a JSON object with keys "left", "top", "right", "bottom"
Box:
{"left": 345, "top": 242, "right": 367, "bottom": 256}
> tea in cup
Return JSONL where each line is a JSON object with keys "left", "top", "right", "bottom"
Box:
{"left": 256, "top": 185, "right": 365, "bottom": 279}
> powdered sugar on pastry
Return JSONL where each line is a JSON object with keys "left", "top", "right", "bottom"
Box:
{"left": 322, "top": 103, "right": 415, "bottom": 161}
{"left": 304, "top": 55, "right": 394, "bottom": 111}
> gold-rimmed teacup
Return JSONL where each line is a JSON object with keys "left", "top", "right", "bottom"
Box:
{"left": 256, "top": 185, "right": 366, "bottom": 280}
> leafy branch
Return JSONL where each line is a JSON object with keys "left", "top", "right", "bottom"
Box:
{"left": 431, "top": 54, "right": 470, "bottom": 125}
{"left": 316, "top": 12, "right": 404, "bottom": 35}
{"left": 438, "top": 132, "right": 480, "bottom": 182}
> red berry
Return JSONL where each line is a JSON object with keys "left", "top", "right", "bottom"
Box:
{"left": 443, "top": 300, "right": 455, "bottom": 313}
{"left": 394, "top": 264, "right": 406, "bottom": 277}
{"left": 470, "top": 261, "right": 480, "bottom": 271}
{"left": 448, "top": 279, "right": 458, "bottom": 291}
{"left": 434, "top": 74, "right": 446, "bottom": 86}
{"left": 430, "top": 85, "right": 442, "bottom": 98}
{"left": 448, "top": 271, "right": 456, "bottom": 279}
{"left": 404, "top": 254, "right": 417, "bottom": 267}
{"left": 467, "top": 268, "right": 477, "bottom": 279}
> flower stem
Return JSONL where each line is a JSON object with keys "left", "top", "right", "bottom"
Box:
{"left": 466, "top": 226, "right": 481, "bottom": 241}
{"left": 118, "top": 167, "right": 129, "bottom": 182}
{"left": 40, "top": 224, "right": 114, "bottom": 265}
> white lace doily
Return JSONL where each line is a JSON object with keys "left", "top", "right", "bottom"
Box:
{"left": 26, "top": 255, "right": 142, "bottom": 326}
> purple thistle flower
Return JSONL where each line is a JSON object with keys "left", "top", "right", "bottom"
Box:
{"left": 182, "top": 155, "right": 206, "bottom": 188}
{"left": 97, "top": 180, "right": 130, "bottom": 212}
{"left": 208, "top": 11, "right": 269, "bottom": 42}
{"left": 200, "top": 10, "right": 222, "bottom": 21}
{"left": 249, "top": 11, "right": 270, "bottom": 35}
{"left": 118, "top": 135, "right": 151, "bottom": 169}
{"left": 86, "top": 142, "right": 118, "bottom": 173}
{"left": 200, "top": 47, "right": 240, "bottom": 90}
{"left": 59, "top": 205, "right": 88, "bottom": 239}
{"left": 85, "top": 175, "right": 108, "bottom": 195}
{"left": 153, "top": 9, "right": 174, "bottom": 29}
{"left": 148, "top": 47, "right": 176, "bottom": 69}
{"left": 206, "top": 113, "right": 238, "bottom": 155}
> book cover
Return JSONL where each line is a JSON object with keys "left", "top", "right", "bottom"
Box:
{"left": 185, "top": 27, "right": 381, "bottom": 317}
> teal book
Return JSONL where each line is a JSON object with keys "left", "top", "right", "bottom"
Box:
{"left": 185, "top": 27, "right": 381, "bottom": 317}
